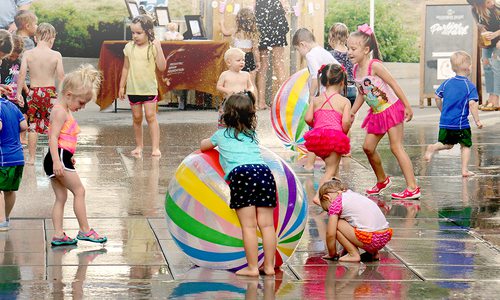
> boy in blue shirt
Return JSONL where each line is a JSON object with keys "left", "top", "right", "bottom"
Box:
{"left": 424, "top": 51, "right": 483, "bottom": 177}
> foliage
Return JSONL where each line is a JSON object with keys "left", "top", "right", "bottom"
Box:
{"left": 325, "top": 0, "right": 419, "bottom": 62}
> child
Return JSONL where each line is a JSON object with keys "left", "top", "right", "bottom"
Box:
{"left": 14, "top": 10, "right": 37, "bottom": 52}
{"left": 118, "top": 15, "right": 166, "bottom": 157}
{"left": 16, "top": 23, "right": 64, "bottom": 165}
{"left": 43, "top": 64, "right": 107, "bottom": 246}
{"left": 319, "top": 178, "right": 393, "bottom": 262}
{"left": 328, "top": 23, "right": 356, "bottom": 106}
{"left": 220, "top": 8, "right": 262, "bottom": 108}
{"left": 163, "top": 22, "right": 183, "bottom": 41}
{"left": 424, "top": 51, "right": 483, "bottom": 177}
{"left": 304, "top": 64, "right": 351, "bottom": 205}
{"left": 349, "top": 24, "right": 420, "bottom": 200}
{"left": 0, "top": 35, "right": 27, "bottom": 144}
{"left": 200, "top": 92, "right": 277, "bottom": 276}
{"left": 216, "top": 48, "right": 254, "bottom": 128}
{"left": 292, "top": 28, "right": 339, "bottom": 171}
{"left": 0, "top": 31, "right": 28, "bottom": 231}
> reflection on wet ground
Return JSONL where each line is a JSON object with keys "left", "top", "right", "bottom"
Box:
{"left": 0, "top": 107, "right": 499, "bottom": 298}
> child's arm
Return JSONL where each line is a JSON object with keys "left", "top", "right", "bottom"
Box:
{"left": 341, "top": 100, "right": 352, "bottom": 134}
{"left": 118, "top": 56, "right": 130, "bottom": 100}
{"left": 48, "top": 107, "right": 67, "bottom": 177}
{"left": 246, "top": 73, "right": 255, "bottom": 95}
{"left": 55, "top": 52, "right": 65, "bottom": 84}
{"left": 19, "top": 119, "right": 28, "bottom": 132}
{"left": 200, "top": 138, "right": 216, "bottom": 151}
{"left": 304, "top": 97, "right": 315, "bottom": 127}
{"left": 216, "top": 72, "right": 231, "bottom": 96}
{"left": 469, "top": 100, "right": 483, "bottom": 129}
{"left": 435, "top": 97, "right": 443, "bottom": 111}
{"left": 371, "top": 61, "right": 414, "bottom": 121}
{"left": 16, "top": 53, "right": 28, "bottom": 103}
{"left": 309, "top": 79, "right": 319, "bottom": 99}
{"left": 350, "top": 89, "right": 365, "bottom": 118}
{"left": 325, "top": 215, "right": 339, "bottom": 258}
{"left": 153, "top": 39, "right": 167, "bottom": 72}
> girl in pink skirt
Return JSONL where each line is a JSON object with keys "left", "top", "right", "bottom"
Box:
{"left": 304, "top": 63, "right": 352, "bottom": 205}
{"left": 348, "top": 24, "right": 420, "bottom": 200}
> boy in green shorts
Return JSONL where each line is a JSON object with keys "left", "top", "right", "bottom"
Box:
{"left": 424, "top": 51, "right": 483, "bottom": 177}
{"left": 0, "top": 31, "right": 28, "bottom": 230}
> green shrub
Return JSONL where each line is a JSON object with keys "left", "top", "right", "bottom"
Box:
{"left": 325, "top": 0, "right": 419, "bottom": 62}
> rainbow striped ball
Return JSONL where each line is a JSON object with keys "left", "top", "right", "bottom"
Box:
{"left": 165, "top": 147, "right": 307, "bottom": 271}
{"left": 271, "top": 68, "right": 310, "bottom": 154}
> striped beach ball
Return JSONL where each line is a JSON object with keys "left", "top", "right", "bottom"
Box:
{"left": 165, "top": 147, "right": 307, "bottom": 271}
{"left": 271, "top": 68, "right": 310, "bottom": 154}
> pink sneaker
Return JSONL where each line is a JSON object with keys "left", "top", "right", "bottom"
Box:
{"left": 366, "top": 177, "right": 392, "bottom": 195}
{"left": 391, "top": 187, "right": 421, "bottom": 200}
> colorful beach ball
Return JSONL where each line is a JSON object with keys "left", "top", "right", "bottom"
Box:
{"left": 165, "top": 147, "right": 307, "bottom": 271}
{"left": 271, "top": 68, "right": 310, "bottom": 154}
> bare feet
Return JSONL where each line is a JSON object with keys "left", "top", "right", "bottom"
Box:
{"left": 424, "top": 145, "right": 434, "bottom": 162}
{"left": 462, "top": 170, "right": 475, "bottom": 177}
{"left": 259, "top": 265, "right": 275, "bottom": 275}
{"left": 339, "top": 252, "right": 361, "bottom": 262}
{"left": 151, "top": 149, "right": 162, "bottom": 157}
{"left": 235, "top": 267, "right": 259, "bottom": 277}
{"left": 131, "top": 147, "right": 142, "bottom": 157}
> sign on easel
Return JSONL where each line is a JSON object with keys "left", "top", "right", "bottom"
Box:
{"left": 420, "top": 0, "right": 478, "bottom": 106}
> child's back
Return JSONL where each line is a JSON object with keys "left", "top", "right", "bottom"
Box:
{"left": 311, "top": 92, "right": 348, "bottom": 132}
{"left": 24, "top": 46, "right": 62, "bottom": 87}
{"left": 335, "top": 190, "right": 389, "bottom": 231}
{"left": 437, "top": 76, "right": 477, "bottom": 129}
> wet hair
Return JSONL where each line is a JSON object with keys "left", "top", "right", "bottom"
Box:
{"left": 224, "top": 47, "right": 245, "bottom": 62}
{"left": 60, "top": 64, "right": 102, "bottom": 102}
{"left": 292, "top": 28, "right": 315, "bottom": 46}
{"left": 0, "top": 30, "right": 13, "bottom": 58}
{"left": 349, "top": 27, "right": 382, "bottom": 60}
{"left": 131, "top": 15, "right": 155, "bottom": 60}
{"left": 235, "top": 8, "right": 258, "bottom": 41}
{"left": 450, "top": 51, "right": 471, "bottom": 73}
{"left": 36, "top": 23, "right": 56, "bottom": 42}
{"left": 14, "top": 10, "right": 37, "bottom": 29}
{"left": 328, "top": 23, "right": 349, "bottom": 48}
{"left": 318, "top": 178, "right": 349, "bottom": 212}
{"left": 317, "top": 64, "right": 347, "bottom": 95}
{"left": 222, "top": 92, "right": 257, "bottom": 142}
{"left": 10, "top": 34, "right": 24, "bottom": 55}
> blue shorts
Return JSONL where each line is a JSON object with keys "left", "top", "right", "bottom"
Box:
{"left": 227, "top": 164, "right": 277, "bottom": 209}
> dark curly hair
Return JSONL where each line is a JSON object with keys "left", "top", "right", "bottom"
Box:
{"left": 222, "top": 92, "right": 257, "bottom": 142}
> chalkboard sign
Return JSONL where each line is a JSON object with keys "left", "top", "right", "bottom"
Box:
{"left": 420, "top": 1, "right": 478, "bottom": 105}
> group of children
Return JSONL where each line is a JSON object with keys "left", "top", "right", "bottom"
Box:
{"left": 0, "top": 7, "right": 484, "bottom": 276}
{"left": 0, "top": 12, "right": 107, "bottom": 246}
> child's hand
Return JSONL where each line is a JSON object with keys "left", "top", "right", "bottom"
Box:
{"left": 118, "top": 87, "right": 126, "bottom": 100}
{"left": 17, "top": 95, "right": 24, "bottom": 107}
{"left": 476, "top": 120, "right": 483, "bottom": 129}
{"left": 404, "top": 106, "right": 414, "bottom": 122}
{"left": 53, "top": 161, "right": 64, "bottom": 177}
{"left": 0, "top": 84, "right": 12, "bottom": 95}
{"left": 71, "top": 157, "right": 76, "bottom": 166}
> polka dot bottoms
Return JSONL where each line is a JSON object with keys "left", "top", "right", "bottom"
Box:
{"left": 227, "top": 164, "right": 277, "bottom": 209}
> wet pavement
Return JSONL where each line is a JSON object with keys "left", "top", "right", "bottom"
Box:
{"left": 1, "top": 103, "right": 499, "bottom": 299}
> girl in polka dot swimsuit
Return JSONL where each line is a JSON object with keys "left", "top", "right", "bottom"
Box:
{"left": 201, "top": 92, "right": 277, "bottom": 277}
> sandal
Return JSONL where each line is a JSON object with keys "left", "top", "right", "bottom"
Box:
{"left": 76, "top": 228, "right": 107, "bottom": 244}
{"left": 51, "top": 233, "right": 78, "bottom": 247}
{"left": 481, "top": 102, "right": 497, "bottom": 111}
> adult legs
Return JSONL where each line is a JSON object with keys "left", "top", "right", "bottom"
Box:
{"left": 362, "top": 133, "right": 387, "bottom": 182}
{"left": 144, "top": 102, "right": 161, "bottom": 156}
{"left": 130, "top": 104, "right": 144, "bottom": 156}
{"left": 257, "top": 206, "right": 276, "bottom": 275}
{"left": 235, "top": 206, "right": 259, "bottom": 276}
{"left": 387, "top": 124, "right": 418, "bottom": 190}
{"left": 271, "top": 46, "right": 286, "bottom": 97}
{"left": 257, "top": 49, "right": 270, "bottom": 109}
{"left": 482, "top": 47, "right": 499, "bottom": 107}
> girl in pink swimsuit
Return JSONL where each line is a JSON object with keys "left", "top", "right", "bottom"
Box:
{"left": 304, "top": 63, "right": 352, "bottom": 205}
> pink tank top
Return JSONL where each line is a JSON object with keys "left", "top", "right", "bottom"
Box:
{"left": 313, "top": 92, "right": 344, "bottom": 131}
{"left": 49, "top": 105, "right": 81, "bottom": 154}
{"left": 353, "top": 59, "right": 399, "bottom": 113}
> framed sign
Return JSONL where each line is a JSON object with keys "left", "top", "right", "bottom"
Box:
{"left": 125, "top": 0, "right": 140, "bottom": 19}
{"left": 184, "top": 15, "right": 206, "bottom": 39}
{"left": 420, "top": 0, "right": 478, "bottom": 106}
{"left": 155, "top": 6, "right": 171, "bottom": 26}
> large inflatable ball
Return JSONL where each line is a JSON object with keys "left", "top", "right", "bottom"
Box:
{"left": 165, "top": 147, "right": 307, "bottom": 271}
{"left": 271, "top": 68, "right": 310, "bottom": 154}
